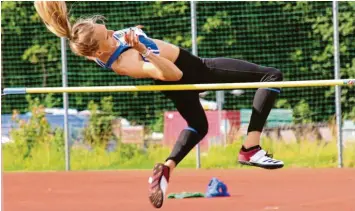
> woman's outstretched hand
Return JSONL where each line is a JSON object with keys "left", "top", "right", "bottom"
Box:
{"left": 124, "top": 26, "right": 147, "bottom": 54}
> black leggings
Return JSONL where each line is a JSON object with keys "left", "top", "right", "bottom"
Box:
{"left": 158, "top": 50, "right": 283, "bottom": 166}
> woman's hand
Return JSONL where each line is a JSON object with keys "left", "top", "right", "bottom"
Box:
{"left": 124, "top": 27, "right": 148, "bottom": 54}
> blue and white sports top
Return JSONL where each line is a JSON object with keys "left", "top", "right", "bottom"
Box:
{"left": 95, "top": 27, "right": 160, "bottom": 70}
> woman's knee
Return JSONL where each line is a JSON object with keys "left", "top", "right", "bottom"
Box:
{"left": 190, "top": 119, "right": 209, "bottom": 139}
{"left": 200, "top": 120, "right": 209, "bottom": 138}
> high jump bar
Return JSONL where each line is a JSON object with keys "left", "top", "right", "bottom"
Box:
{"left": 3, "top": 79, "right": 355, "bottom": 95}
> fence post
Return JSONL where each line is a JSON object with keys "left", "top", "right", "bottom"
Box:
{"left": 190, "top": 0, "right": 200, "bottom": 169}
{"left": 61, "top": 37, "right": 70, "bottom": 171}
{"left": 332, "top": 0, "right": 343, "bottom": 168}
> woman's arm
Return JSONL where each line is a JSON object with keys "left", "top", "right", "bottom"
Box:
{"left": 143, "top": 50, "right": 183, "bottom": 81}
{"left": 120, "top": 28, "right": 183, "bottom": 81}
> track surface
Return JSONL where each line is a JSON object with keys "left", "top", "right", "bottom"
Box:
{"left": 4, "top": 168, "right": 355, "bottom": 211}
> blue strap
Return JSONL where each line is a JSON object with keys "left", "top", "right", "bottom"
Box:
{"left": 96, "top": 33, "right": 159, "bottom": 69}
{"left": 103, "top": 36, "right": 159, "bottom": 68}
{"left": 105, "top": 43, "right": 131, "bottom": 69}
{"left": 138, "top": 35, "right": 159, "bottom": 62}
{"left": 95, "top": 59, "right": 106, "bottom": 68}
{"left": 263, "top": 88, "right": 281, "bottom": 93}
{"left": 185, "top": 126, "right": 198, "bottom": 134}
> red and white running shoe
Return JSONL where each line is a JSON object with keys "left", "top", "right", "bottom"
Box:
{"left": 238, "top": 146, "right": 284, "bottom": 169}
{"left": 148, "top": 163, "right": 170, "bottom": 209}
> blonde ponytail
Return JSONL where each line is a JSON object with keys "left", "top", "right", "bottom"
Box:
{"left": 34, "top": 1, "right": 71, "bottom": 39}
{"left": 34, "top": 1, "right": 106, "bottom": 57}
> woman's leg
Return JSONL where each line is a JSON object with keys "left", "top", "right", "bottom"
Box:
{"left": 148, "top": 91, "right": 208, "bottom": 208}
{"left": 164, "top": 91, "right": 209, "bottom": 169}
{"left": 202, "top": 57, "right": 284, "bottom": 169}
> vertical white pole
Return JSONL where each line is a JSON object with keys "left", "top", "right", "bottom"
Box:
{"left": 332, "top": 1, "right": 343, "bottom": 168}
{"left": 61, "top": 37, "right": 70, "bottom": 171}
{"left": 190, "top": 0, "right": 200, "bottom": 169}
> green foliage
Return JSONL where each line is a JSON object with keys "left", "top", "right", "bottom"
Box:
{"left": 3, "top": 138, "right": 355, "bottom": 171}
{"left": 4, "top": 96, "right": 355, "bottom": 171}
{"left": 42, "top": 93, "right": 61, "bottom": 108}
{"left": 82, "top": 96, "right": 117, "bottom": 147}
{"left": 2, "top": 1, "right": 355, "bottom": 124}
{"left": 148, "top": 111, "right": 164, "bottom": 132}
{"left": 1, "top": 1, "right": 29, "bottom": 35}
{"left": 9, "top": 95, "right": 64, "bottom": 159}
{"left": 292, "top": 100, "right": 313, "bottom": 124}
{"left": 284, "top": 1, "right": 355, "bottom": 121}
{"left": 275, "top": 99, "right": 291, "bottom": 109}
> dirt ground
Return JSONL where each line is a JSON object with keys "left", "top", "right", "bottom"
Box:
{"left": 4, "top": 168, "right": 355, "bottom": 211}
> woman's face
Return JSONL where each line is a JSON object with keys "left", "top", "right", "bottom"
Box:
{"left": 93, "top": 24, "right": 116, "bottom": 56}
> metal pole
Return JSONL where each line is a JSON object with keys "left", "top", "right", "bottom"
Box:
{"left": 61, "top": 37, "right": 70, "bottom": 171}
{"left": 190, "top": 0, "right": 200, "bottom": 169}
{"left": 332, "top": 1, "right": 343, "bottom": 168}
{"left": 216, "top": 91, "right": 225, "bottom": 146}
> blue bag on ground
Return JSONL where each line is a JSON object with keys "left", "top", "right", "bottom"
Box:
{"left": 205, "top": 177, "right": 230, "bottom": 198}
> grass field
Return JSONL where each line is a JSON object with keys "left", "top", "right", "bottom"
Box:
{"left": 3, "top": 138, "right": 355, "bottom": 172}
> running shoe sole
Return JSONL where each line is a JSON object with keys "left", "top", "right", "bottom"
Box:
{"left": 238, "top": 160, "right": 284, "bottom": 169}
{"left": 148, "top": 163, "right": 166, "bottom": 208}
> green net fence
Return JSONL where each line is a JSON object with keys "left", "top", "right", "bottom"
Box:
{"left": 2, "top": 1, "right": 355, "bottom": 148}
{"left": 196, "top": 2, "right": 353, "bottom": 123}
